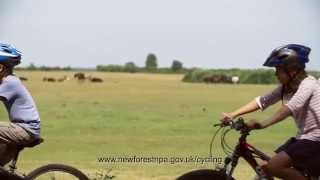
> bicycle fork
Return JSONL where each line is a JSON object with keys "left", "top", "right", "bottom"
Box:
{"left": 224, "top": 153, "right": 240, "bottom": 180}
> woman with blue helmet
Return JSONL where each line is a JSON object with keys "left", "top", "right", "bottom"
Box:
{"left": 221, "top": 44, "right": 320, "bottom": 179}
{"left": 0, "top": 43, "right": 41, "bottom": 166}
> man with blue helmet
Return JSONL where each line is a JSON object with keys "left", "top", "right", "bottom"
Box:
{"left": 0, "top": 43, "right": 41, "bottom": 166}
{"left": 221, "top": 44, "right": 320, "bottom": 179}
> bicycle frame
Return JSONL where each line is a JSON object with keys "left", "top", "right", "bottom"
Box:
{"left": 216, "top": 119, "right": 319, "bottom": 180}
{"left": 223, "top": 130, "right": 271, "bottom": 179}
{"left": 178, "top": 119, "right": 319, "bottom": 180}
{"left": 0, "top": 137, "right": 89, "bottom": 180}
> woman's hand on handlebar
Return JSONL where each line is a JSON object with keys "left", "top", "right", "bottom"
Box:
{"left": 220, "top": 112, "right": 235, "bottom": 123}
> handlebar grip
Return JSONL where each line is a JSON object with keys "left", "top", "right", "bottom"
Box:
{"left": 213, "top": 123, "right": 221, "bottom": 127}
{"left": 213, "top": 120, "right": 232, "bottom": 127}
{"left": 214, "top": 117, "right": 250, "bottom": 132}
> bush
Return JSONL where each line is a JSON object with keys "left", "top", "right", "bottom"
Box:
{"left": 171, "top": 60, "right": 183, "bottom": 72}
{"left": 182, "top": 68, "right": 209, "bottom": 82}
{"left": 124, "top": 62, "right": 137, "bottom": 73}
{"left": 96, "top": 65, "right": 124, "bottom": 72}
{"left": 183, "top": 69, "right": 277, "bottom": 84}
{"left": 241, "top": 70, "right": 276, "bottom": 84}
{"left": 145, "top": 53, "right": 158, "bottom": 72}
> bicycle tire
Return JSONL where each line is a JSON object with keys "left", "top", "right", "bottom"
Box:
{"left": 25, "top": 163, "right": 89, "bottom": 180}
{"left": 176, "top": 169, "right": 235, "bottom": 180}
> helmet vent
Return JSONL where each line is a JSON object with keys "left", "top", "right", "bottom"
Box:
{"left": 3, "top": 49, "right": 11, "bottom": 53}
{"left": 278, "top": 54, "right": 288, "bottom": 60}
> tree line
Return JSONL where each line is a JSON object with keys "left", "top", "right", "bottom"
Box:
{"left": 96, "top": 53, "right": 185, "bottom": 73}
{"left": 182, "top": 68, "right": 320, "bottom": 84}
{"left": 17, "top": 52, "right": 320, "bottom": 84}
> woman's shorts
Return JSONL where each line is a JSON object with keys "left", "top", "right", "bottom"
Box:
{"left": 275, "top": 137, "right": 320, "bottom": 176}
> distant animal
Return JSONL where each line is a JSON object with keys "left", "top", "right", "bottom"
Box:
{"left": 90, "top": 77, "right": 103, "bottom": 83}
{"left": 231, "top": 76, "right": 240, "bottom": 84}
{"left": 203, "top": 74, "right": 231, "bottom": 84}
{"left": 203, "top": 76, "right": 215, "bottom": 83}
{"left": 57, "top": 76, "right": 70, "bottom": 82}
{"left": 87, "top": 76, "right": 103, "bottom": 83}
{"left": 43, "top": 77, "right": 56, "bottom": 82}
{"left": 74, "top": 72, "right": 85, "bottom": 80}
{"left": 19, "top": 77, "right": 28, "bottom": 81}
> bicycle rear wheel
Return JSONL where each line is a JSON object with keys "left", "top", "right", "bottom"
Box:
{"left": 177, "top": 169, "right": 235, "bottom": 180}
{"left": 25, "top": 164, "right": 89, "bottom": 180}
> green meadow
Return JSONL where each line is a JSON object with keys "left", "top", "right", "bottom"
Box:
{"left": 0, "top": 71, "right": 297, "bottom": 179}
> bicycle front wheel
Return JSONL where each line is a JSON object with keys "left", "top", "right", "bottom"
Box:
{"left": 25, "top": 164, "right": 89, "bottom": 180}
{"left": 177, "top": 169, "right": 235, "bottom": 180}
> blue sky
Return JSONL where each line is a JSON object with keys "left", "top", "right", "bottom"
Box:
{"left": 0, "top": 0, "right": 319, "bottom": 69}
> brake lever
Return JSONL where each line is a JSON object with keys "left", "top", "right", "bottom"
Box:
{"left": 213, "top": 120, "right": 233, "bottom": 127}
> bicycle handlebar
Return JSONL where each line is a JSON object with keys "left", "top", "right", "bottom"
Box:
{"left": 214, "top": 117, "right": 248, "bottom": 131}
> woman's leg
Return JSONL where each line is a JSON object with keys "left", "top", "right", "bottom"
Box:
{"left": 263, "top": 151, "right": 306, "bottom": 180}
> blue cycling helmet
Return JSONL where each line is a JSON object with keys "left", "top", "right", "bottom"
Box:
{"left": 263, "top": 44, "right": 311, "bottom": 69}
{"left": 0, "top": 43, "right": 22, "bottom": 67}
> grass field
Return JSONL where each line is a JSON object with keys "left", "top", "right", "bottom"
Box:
{"left": 0, "top": 71, "right": 297, "bottom": 179}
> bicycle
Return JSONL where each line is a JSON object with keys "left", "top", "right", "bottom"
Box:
{"left": 0, "top": 138, "right": 89, "bottom": 180}
{"left": 176, "top": 118, "right": 320, "bottom": 180}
